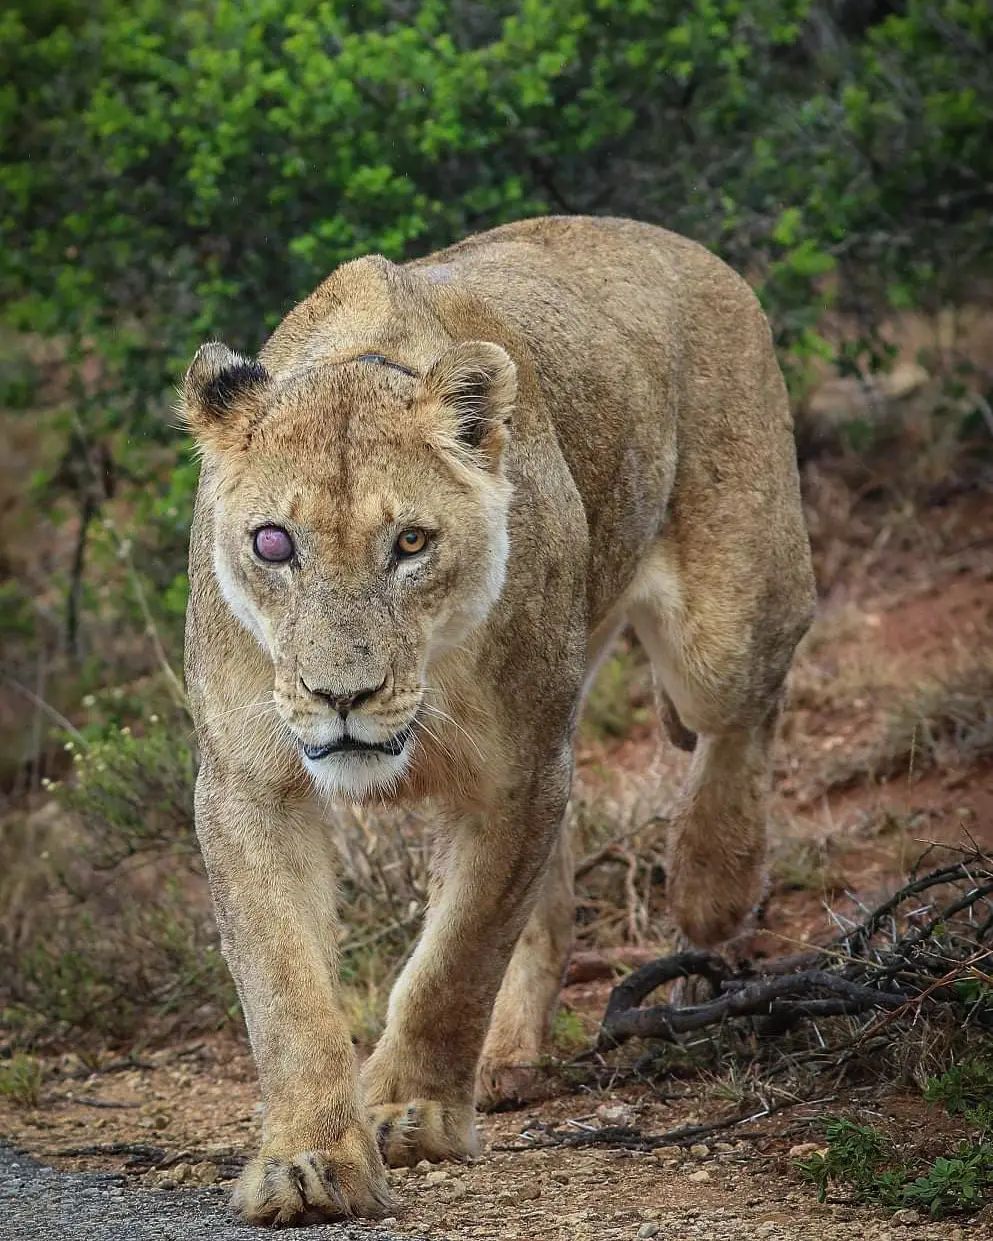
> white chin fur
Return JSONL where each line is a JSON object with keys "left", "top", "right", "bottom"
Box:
{"left": 304, "top": 745, "right": 413, "bottom": 801}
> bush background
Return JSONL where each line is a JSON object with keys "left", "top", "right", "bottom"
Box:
{"left": 1, "top": 0, "right": 992, "bottom": 1045}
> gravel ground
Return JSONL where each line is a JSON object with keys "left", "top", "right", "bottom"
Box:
{"left": 0, "top": 1145, "right": 423, "bottom": 1241}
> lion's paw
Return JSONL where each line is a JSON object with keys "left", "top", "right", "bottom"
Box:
{"left": 232, "top": 1134, "right": 395, "bottom": 1226}
{"left": 476, "top": 1057, "right": 546, "bottom": 1111}
{"left": 370, "top": 1098, "right": 477, "bottom": 1168}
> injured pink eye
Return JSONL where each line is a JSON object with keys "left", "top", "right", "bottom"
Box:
{"left": 253, "top": 525, "right": 294, "bottom": 563}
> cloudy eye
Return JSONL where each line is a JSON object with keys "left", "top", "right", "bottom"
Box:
{"left": 395, "top": 528, "right": 428, "bottom": 557}
{"left": 253, "top": 525, "right": 294, "bottom": 563}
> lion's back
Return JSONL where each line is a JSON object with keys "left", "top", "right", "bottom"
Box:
{"left": 409, "top": 217, "right": 785, "bottom": 618}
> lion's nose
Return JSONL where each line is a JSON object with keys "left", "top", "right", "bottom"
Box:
{"left": 299, "top": 674, "right": 387, "bottom": 716}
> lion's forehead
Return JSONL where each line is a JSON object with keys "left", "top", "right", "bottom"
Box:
{"left": 290, "top": 483, "right": 421, "bottom": 544}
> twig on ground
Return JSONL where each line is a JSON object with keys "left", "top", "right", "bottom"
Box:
{"left": 493, "top": 1096, "right": 815, "bottom": 1153}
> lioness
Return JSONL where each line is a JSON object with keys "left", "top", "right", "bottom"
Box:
{"left": 183, "top": 215, "right": 815, "bottom": 1225}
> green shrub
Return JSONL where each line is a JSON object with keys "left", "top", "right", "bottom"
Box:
{"left": 0, "top": 707, "right": 237, "bottom": 1046}
{"left": 0, "top": 1053, "right": 44, "bottom": 1108}
{"left": 52, "top": 712, "right": 195, "bottom": 873}
{"left": 923, "top": 1058, "right": 993, "bottom": 1131}
{"left": 798, "top": 1105, "right": 993, "bottom": 1218}
{"left": 3, "top": 0, "right": 992, "bottom": 691}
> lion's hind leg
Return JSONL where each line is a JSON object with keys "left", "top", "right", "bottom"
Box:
{"left": 629, "top": 529, "right": 812, "bottom": 950}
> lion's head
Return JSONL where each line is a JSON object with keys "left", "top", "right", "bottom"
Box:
{"left": 183, "top": 340, "right": 516, "bottom": 799}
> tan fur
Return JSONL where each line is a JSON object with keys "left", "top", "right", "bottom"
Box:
{"left": 183, "top": 216, "right": 815, "bottom": 1225}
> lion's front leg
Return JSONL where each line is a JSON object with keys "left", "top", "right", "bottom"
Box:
{"left": 477, "top": 827, "right": 574, "bottom": 1108}
{"left": 195, "top": 766, "right": 393, "bottom": 1225}
{"left": 361, "top": 747, "right": 572, "bottom": 1166}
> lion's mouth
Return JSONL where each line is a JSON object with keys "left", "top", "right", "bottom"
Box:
{"left": 302, "top": 728, "right": 412, "bottom": 762}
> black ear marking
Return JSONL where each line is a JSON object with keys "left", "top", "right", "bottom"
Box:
{"left": 184, "top": 341, "right": 271, "bottom": 433}
{"left": 200, "top": 358, "right": 270, "bottom": 417}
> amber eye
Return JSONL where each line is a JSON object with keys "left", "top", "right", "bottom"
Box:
{"left": 395, "top": 528, "right": 428, "bottom": 556}
{"left": 253, "top": 525, "right": 294, "bottom": 563}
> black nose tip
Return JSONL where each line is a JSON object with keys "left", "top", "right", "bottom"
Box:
{"left": 299, "top": 675, "right": 387, "bottom": 715}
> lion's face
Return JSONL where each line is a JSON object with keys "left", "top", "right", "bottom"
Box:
{"left": 185, "top": 342, "right": 515, "bottom": 799}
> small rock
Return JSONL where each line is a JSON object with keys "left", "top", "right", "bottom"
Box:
{"left": 689, "top": 1144, "right": 710, "bottom": 1159}
{"left": 425, "top": 1169, "right": 449, "bottom": 1185}
{"left": 788, "top": 1142, "right": 821, "bottom": 1159}
{"left": 653, "top": 1147, "right": 681, "bottom": 1163}
{"left": 415, "top": 1159, "right": 433, "bottom": 1172}
{"left": 687, "top": 1168, "right": 711, "bottom": 1183}
{"left": 550, "top": 1171, "right": 570, "bottom": 1183}
{"left": 380, "top": 1219, "right": 398, "bottom": 1227}
{"left": 890, "top": 1209, "right": 921, "bottom": 1226}
{"left": 637, "top": 1225, "right": 660, "bottom": 1239}
{"left": 597, "top": 1103, "right": 634, "bottom": 1125}
{"left": 190, "top": 1161, "right": 219, "bottom": 1186}
{"left": 517, "top": 1182, "right": 542, "bottom": 1201}
{"left": 170, "top": 1162, "right": 192, "bottom": 1185}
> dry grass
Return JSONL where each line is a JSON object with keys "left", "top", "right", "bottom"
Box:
{"left": 813, "top": 655, "right": 993, "bottom": 794}
{"left": 769, "top": 833, "right": 847, "bottom": 896}
{"left": 883, "top": 664, "right": 993, "bottom": 774}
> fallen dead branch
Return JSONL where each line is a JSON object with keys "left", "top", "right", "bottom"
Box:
{"left": 598, "top": 850, "right": 993, "bottom": 1051}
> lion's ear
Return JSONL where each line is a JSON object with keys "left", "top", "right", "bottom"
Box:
{"left": 418, "top": 341, "right": 516, "bottom": 467}
{"left": 182, "top": 342, "right": 270, "bottom": 452}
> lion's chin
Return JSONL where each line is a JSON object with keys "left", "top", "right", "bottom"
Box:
{"left": 303, "top": 745, "right": 413, "bottom": 802}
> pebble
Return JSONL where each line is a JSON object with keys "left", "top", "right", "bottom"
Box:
{"left": 890, "top": 1208, "right": 921, "bottom": 1226}
{"left": 425, "top": 1169, "right": 448, "bottom": 1185}
{"left": 596, "top": 1103, "right": 634, "bottom": 1124}
{"left": 517, "top": 1182, "right": 542, "bottom": 1201}
{"left": 787, "top": 1142, "right": 822, "bottom": 1158}
{"left": 687, "top": 1168, "right": 711, "bottom": 1182}
{"left": 689, "top": 1144, "right": 710, "bottom": 1159}
{"left": 636, "top": 1224, "right": 660, "bottom": 1239}
{"left": 414, "top": 1159, "right": 433, "bottom": 1172}
{"left": 653, "top": 1146, "right": 681, "bottom": 1163}
{"left": 189, "top": 1162, "right": 218, "bottom": 1186}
